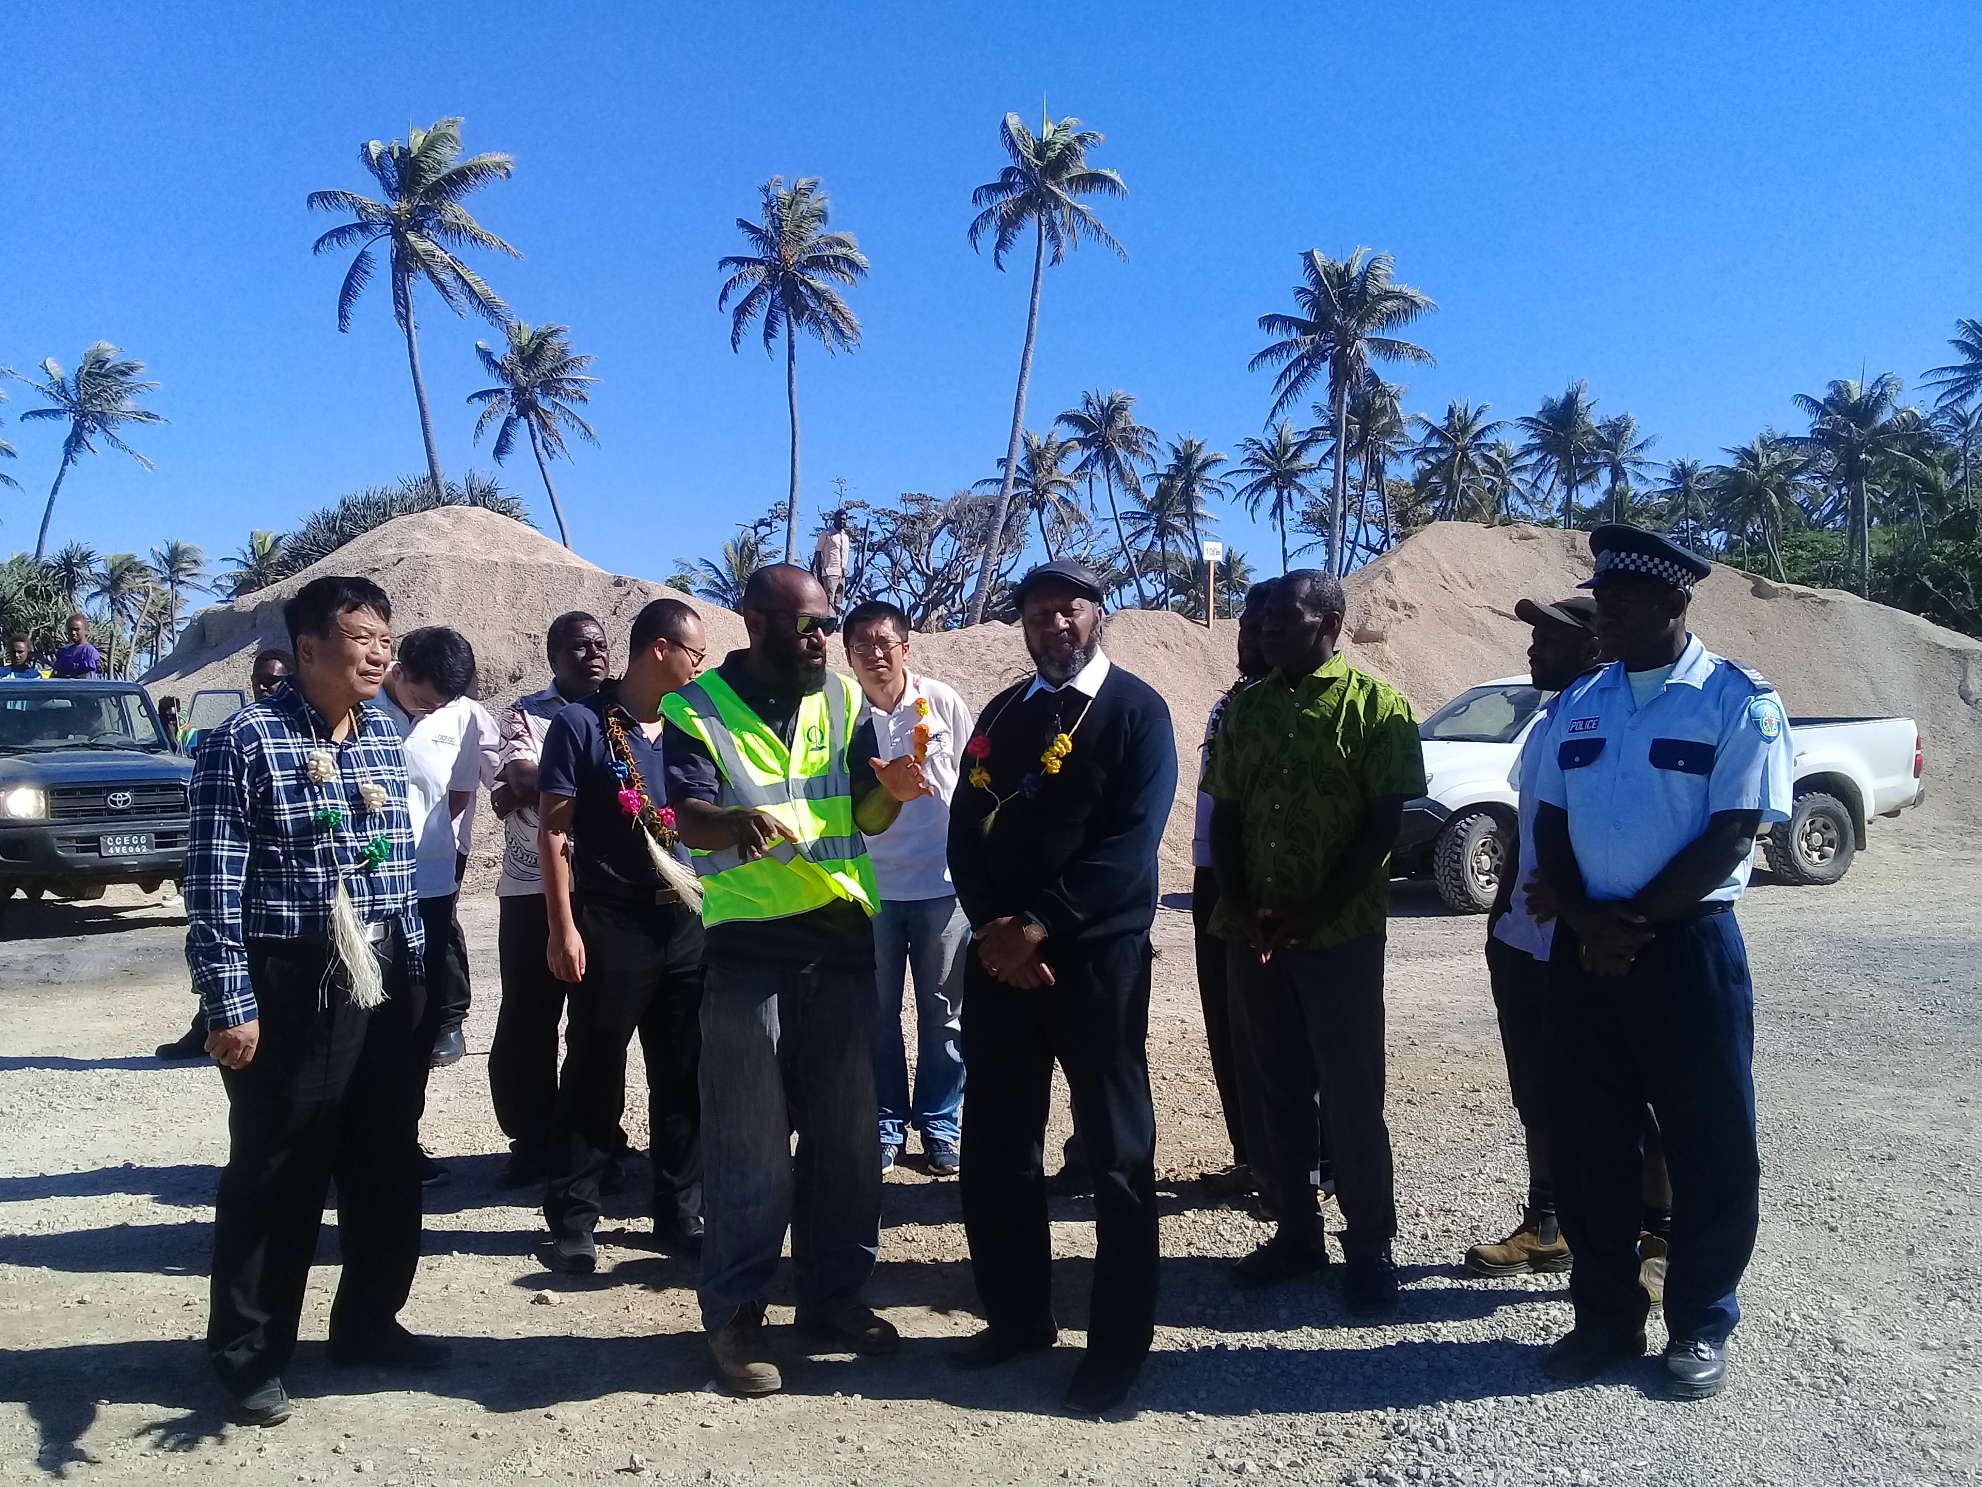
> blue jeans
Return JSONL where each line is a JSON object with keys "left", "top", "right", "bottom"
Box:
{"left": 698, "top": 959, "right": 881, "bottom": 1332}
{"left": 873, "top": 895, "right": 969, "bottom": 1148}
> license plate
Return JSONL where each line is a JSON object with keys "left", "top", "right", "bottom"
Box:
{"left": 99, "top": 833, "right": 154, "bottom": 857}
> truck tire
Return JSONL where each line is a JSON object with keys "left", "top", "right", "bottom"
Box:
{"left": 1434, "top": 808, "right": 1511, "bottom": 914}
{"left": 1764, "top": 791, "right": 1856, "bottom": 886}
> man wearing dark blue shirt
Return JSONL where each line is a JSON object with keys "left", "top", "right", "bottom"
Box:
{"left": 536, "top": 597, "right": 710, "bottom": 1275}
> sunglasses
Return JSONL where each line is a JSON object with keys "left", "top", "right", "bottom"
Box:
{"left": 754, "top": 609, "right": 840, "bottom": 638}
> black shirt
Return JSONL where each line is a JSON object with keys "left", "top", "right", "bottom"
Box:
{"left": 538, "top": 681, "right": 692, "bottom": 899}
{"left": 661, "top": 653, "right": 880, "bottom": 968}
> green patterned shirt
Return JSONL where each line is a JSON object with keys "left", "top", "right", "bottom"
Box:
{"left": 1202, "top": 651, "right": 1427, "bottom": 948}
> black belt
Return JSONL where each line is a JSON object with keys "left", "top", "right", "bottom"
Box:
{"left": 580, "top": 883, "right": 684, "bottom": 910}
{"left": 248, "top": 918, "right": 399, "bottom": 953}
{"left": 1659, "top": 901, "right": 1732, "bottom": 924}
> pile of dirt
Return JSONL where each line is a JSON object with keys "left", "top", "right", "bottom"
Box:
{"left": 147, "top": 511, "right": 1982, "bottom": 884}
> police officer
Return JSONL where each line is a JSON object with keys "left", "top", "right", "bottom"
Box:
{"left": 1531, "top": 525, "right": 1792, "bottom": 1400}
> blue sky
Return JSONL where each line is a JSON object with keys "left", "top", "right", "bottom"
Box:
{"left": 4, "top": 1, "right": 1979, "bottom": 591}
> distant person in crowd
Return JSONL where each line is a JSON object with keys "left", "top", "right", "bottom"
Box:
{"left": 812, "top": 509, "right": 851, "bottom": 612}
{"left": 843, "top": 599, "right": 976, "bottom": 1177}
{"left": 1208, "top": 570, "right": 1425, "bottom": 1318}
{"left": 535, "top": 600, "right": 706, "bottom": 1275}
{"left": 662, "top": 564, "right": 927, "bottom": 1397}
{"left": 52, "top": 614, "right": 101, "bottom": 678}
{"left": 375, "top": 626, "right": 486, "bottom": 1182}
{"left": 1533, "top": 526, "right": 1791, "bottom": 1400}
{"left": 157, "top": 695, "right": 183, "bottom": 747}
{"left": 948, "top": 559, "right": 1177, "bottom": 1416}
{"left": 4, "top": 636, "right": 44, "bottom": 679}
{"left": 185, "top": 576, "right": 443, "bottom": 1429}
{"left": 252, "top": 649, "right": 296, "bottom": 701}
{"left": 487, "top": 612, "right": 611, "bottom": 1187}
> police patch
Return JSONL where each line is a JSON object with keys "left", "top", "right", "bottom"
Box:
{"left": 1566, "top": 716, "right": 1601, "bottom": 735}
{"left": 1749, "top": 697, "right": 1783, "bottom": 740}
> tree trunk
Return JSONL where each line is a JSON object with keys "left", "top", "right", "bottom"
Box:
{"left": 1856, "top": 476, "right": 1870, "bottom": 595}
{"left": 528, "top": 422, "right": 574, "bottom": 549}
{"left": 33, "top": 453, "right": 74, "bottom": 565}
{"left": 1372, "top": 455, "right": 1393, "bottom": 552}
{"left": 401, "top": 287, "right": 446, "bottom": 499}
{"left": 1330, "top": 377, "right": 1350, "bottom": 578}
{"left": 1102, "top": 469, "right": 1146, "bottom": 605}
{"left": 1277, "top": 504, "right": 1289, "bottom": 576}
{"left": 1036, "top": 502, "right": 1056, "bottom": 561}
{"left": 1561, "top": 471, "right": 1576, "bottom": 531}
{"left": 970, "top": 222, "right": 1047, "bottom": 624}
{"left": 784, "top": 322, "right": 801, "bottom": 564}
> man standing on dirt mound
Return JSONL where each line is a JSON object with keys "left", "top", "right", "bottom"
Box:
{"left": 947, "top": 558, "right": 1177, "bottom": 1417}
{"left": 1532, "top": 524, "right": 1792, "bottom": 1400}
{"left": 185, "top": 576, "right": 445, "bottom": 1429}
{"left": 661, "top": 564, "right": 931, "bottom": 1397}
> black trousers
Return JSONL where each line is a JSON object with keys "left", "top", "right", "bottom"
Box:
{"left": 544, "top": 895, "right": 704, "bottom": 1239}
{"left": 208, "top": 937, "right": 422, "bottom": 1395}
{"left": 960, "top": 932, "right": 1159, "bottom": 1362}
{"left": 488, "top": 893, "right": 568, "bottom": 1163}
{"left": 1230, "top": 934, "right": 1395, "bottom": 1258}
{"left": 1190, "top": 867, "right": 1247, "bottom": 1167}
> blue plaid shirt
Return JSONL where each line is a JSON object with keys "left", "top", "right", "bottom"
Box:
{"left": 184, "top": 680, "right": 425, "bottom": 1029}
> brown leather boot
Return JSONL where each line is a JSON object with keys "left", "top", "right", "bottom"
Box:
{"left": 709, "top": 1304, "right": 781, "bottom": 1397}
{"left": 1465, "top": 1208, "right": 1571, "bottom": 1277}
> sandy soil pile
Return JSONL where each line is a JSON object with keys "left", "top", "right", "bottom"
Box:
{"left": 146, "top": 512, "right": 1982, "bottom": 871}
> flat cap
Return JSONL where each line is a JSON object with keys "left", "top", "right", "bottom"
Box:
{"left": 1012, "top": 558, "right": 1106, "bottom": 606}
{"left": 1579, "top": 524, "right": 1711, "bottom": 591}
{"left": 1514, "top": 594, "right": 1600, "bottom": 633}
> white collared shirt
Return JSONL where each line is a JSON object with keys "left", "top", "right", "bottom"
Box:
{"left": 495, "top": 683, "right": 577, "bottom": 896}
{"left": 856, "top": 671, "right": 975, "bottom": 901}
{"left": 1022, "top": 648, "right": 1113, "bottom": 702}
{"left": 373, "top": 691, "right": 487, "bottom": 900}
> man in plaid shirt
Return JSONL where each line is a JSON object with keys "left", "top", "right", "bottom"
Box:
{"left": 185, "top": 575, "right": 446, "bottom": 1428}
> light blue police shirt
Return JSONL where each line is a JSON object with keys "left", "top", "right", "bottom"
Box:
{"left": 1492, "top": 669, "right": 1604, "bottom": 961}
{"left": 1531, "top": 635, "right": 1794, "bottom": 904}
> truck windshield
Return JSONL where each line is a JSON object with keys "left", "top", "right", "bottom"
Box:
{"left": 1420, "top": 684, "right": 1544, "bottom": 744}
{"left": 0, "top": 688, "right": 169, "bottom": 753}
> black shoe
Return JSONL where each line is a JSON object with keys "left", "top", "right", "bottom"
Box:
{"left": 1664, "top": 1337, "right": 1729, "bottom": 1399}
{"left": 1045, "top": 1163, "right": 1093, "bottom": 1199}
{"left": 327, "top": 1323, "right": 452, "bottom": 1371}
{"left": 551, "top": 1230, "right": 597, "bottom": 1275}
{"left": 651, "top": 1213, "right": 704, "bottom": 1259}
{"left": 418, "top": 1148, "right": 449, "bottom": 1186}
{"left": 952, "top": 1322, "right": 1058, "bottom": 1371}
{"left": 924, "top": 1139, "right": 961, "bottom": 1178}
{"left": 1342, "top": 1254, "right": 1400, "bottom": 1319}
{"left": 428, "top": 1022, "right": 466, "bottom": 1068}
{"left": 1233, "top": 1227, "right": 1329, "bottom": 1289}
{"left": 1543, "top": 1325, "right": 1648, "bottom": 1383}
{"left": 501, "top": 1146, "right": 542, "bottom": 1187}
{"left": 227, "top": 1377, "right": 293, "bottom": 1427}
{"left": 601, "top": 1153, "right": 628, "bottom": 1196}
{"left": 1200, "top": 1162, "right": 1254, "bottom": 1198}
{"left": 796, "top": 1305, "right": 901, "bottom": 1356}
{"left": 155, "top": 1025, "right": 208, "bottom": 1060}
{"left": 1065, "top": 1349, "right": 1144, "bottom": 1415}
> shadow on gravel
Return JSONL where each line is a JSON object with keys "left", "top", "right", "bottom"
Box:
{"left": 0, "top": 1056, "right": 206, "bottom": 1074}
{"left": 0, "top": 901, "right": 187, "bottom": 940}
{"left": 0, "top": 1162, "right": 218, "bottom": 1207}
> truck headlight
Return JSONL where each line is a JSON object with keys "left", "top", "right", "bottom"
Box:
{"left": 0, "top": 786, "right": 47, "bottom": 820}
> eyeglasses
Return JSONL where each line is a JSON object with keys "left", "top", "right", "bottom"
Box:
{"left": 848, "top": 639, "right": 904, "bottom": 658}
{"left": 673, "top": 641, "right": 709, "bottom": 667}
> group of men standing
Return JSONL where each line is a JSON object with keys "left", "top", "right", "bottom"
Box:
{"left": 181, "top": 520, "right": 1787, "bottom": 1427}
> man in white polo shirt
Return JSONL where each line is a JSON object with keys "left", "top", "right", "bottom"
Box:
{"left": 842, "top": 600, "right": 975, "bottom": 1176}
{"left": 486, "top": 612, "right": 611, "bottom": 1186}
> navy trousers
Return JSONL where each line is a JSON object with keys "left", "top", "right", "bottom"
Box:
{"left": 1546, "top": 908, "right": 1760, "bottom": 1347}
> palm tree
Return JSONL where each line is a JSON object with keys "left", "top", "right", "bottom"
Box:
{"left": 45, "top": 542, "right": 98, "bottom": 610}
{"left": 1650, "top": 459, "right": 1715, "bottom": 552}
{"left": 1250, "top": 248, "right": 1435, "bottom": 577}
{"left": 1057, "top": 389, "right": 1157, "bottom": 604}
{"left": 977, "top": 430, "right": 1085, "bottom": 559}
{"left": 965, "top": 112, "right": 1127, "bottom": 622}
{"left": 1593, "top": 413, "right": 1659, "bottom": 524}
{"left": 147, "top": 540, "right": 206, "bottom": 649}
{"left": 1789, "top": 374, "right": 1910, "bottom": 596}
{"left": 1411, "top": 400, "right": 1508, "bottom": 523}
{"left": 1121, "top": 476, "right": 1198, "bottom": 609}
{"left": 0, "top": 383, "right": 17, "bottom": 491}
{"left": 221, "top": 530, "right": 285, "bottom": 599}
{"left": 468, "top": 321, "right": 597, "bottom": 549}
{"left": 1234, "top": 421, "right": 1320, "bottom": 574}
{"left": 1346, "top": 377, "right": 1411, "bottom": 556}
{"left": 1710, "top": 435, "right": 1812, "bottom": 579}
{"left": 1516, "top": 381, "right": 1603, "bottom": 529}
{"left": 12, "top": 343, "right": 166, "bottom": 562}
{"left": 718, "top": 176, "right": 868, "bottom": 564}
{"left": 1923, "top": 318, "right": 1982, "bottom": 412}
{"left": 1159, "top": 438, "right": 1230, "bottom": 579}
{"left": 691, "top": 529, "right": 769, "bottom": 609}
{"left": 307, "top": 117, "right": 519, "bottom": 501}
{"left": 1931, "top": 403, "right": 1982, "bottom": 511}
{"left": 90, "top": 553, "right": 154, "bottom": 679}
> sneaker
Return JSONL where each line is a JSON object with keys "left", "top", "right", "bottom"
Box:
{"left": 1466, "top": 1209, "right": 1572, "bottom": 1277}
{"left": 418, "top": 1148, "right": 449, "bottom": 1186}
{"left": 709, "top": 1305, "right": 781, "bottom": 1397}
{"left": 924, "top": 1140, "right": 961, "bottom": 1178}
{"left": 881, "top": 1141, "right": 903, "bottom": 1174}
{"left": 1232, "top": 1225, "right": 1328, "bottom": 1289}
{"left": 1638, "top": 1232, "right": 1669, "bottom": 1307}
{"left": 1341, "top": 1253, "right": 1400, "bottom": 1319}
{"left": 428, "top": 1022, "right": 466, "bottom": 1068}
{"left": 227, "top": 1377, "right": 293, "bottom": 1427}
{"left": 795, "top": 1305, "right": 901, "bottom": 1356}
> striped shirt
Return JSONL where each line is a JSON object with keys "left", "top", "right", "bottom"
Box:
{"left": 184, "top": 680, "right": 425, "bottom": 1029}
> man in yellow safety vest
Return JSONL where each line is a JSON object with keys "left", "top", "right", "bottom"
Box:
{"left": 660, "top": 563, "right": 931, "bottom": 1397}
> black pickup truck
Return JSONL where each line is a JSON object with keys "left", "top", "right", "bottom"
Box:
{"left": 0, "top": 680, "right": 193, "bottom": 912}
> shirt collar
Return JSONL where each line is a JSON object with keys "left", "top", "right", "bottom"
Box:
{"left": 1599, "top": 634, "right": 1710, "bottom": 697}
{"left": 1024, "top": 649, "right": 1111, "bottom": 702}
{"left": 271, "top": 678, "right": 389, "bottom": 741}
{"left": 1269, "top": 650, "right": 1350, "bottom": 692}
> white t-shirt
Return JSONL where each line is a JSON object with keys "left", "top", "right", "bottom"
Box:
{"left": 856, "top": 672, "right": 974, "bottom": 902}
{"left": 495, "top": 684, "right": 577, "bottom": 897}
{"left": 375, "top": 690, "right": 486, "bottom": 900}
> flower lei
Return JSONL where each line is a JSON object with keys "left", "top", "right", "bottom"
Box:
{"left": 604, "top": 712, "right": 681, "bottom": 849}
{"left": 964, "top": 690, "right": 1095, "bottom": 816}
{"left": 911, "top": 696, "right": 932, "bottom": 763}
{"left": 306, "top": 751, "right": 392, "bottom": 867}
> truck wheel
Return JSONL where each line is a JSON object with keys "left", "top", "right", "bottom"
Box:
{"left": 1434, "top": 808, "right": 1510, "bottom": 914}
{"left": 1764, "top": 791, "right": 1856, "bottom": 886}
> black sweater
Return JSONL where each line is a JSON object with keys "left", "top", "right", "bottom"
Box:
{"left": 947, "top": 664, "right": 1176, "bottom": 945}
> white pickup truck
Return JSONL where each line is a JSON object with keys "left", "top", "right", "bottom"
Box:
{"left": 1394, "top": 675, "right": 1927, "bottom": 913}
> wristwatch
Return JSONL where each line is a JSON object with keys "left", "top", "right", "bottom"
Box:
{"left": 1020, "top": 916, "right": 1048, "bottom": 946}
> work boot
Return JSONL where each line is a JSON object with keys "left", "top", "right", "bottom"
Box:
{"left": 709, "top": 1305, "right": 781, "bottom": 1397}
{"left": 1466, "top": 1208, "right": 1572, "bottom": 1277}
{"left": 1638, "top": 1232, "right": 1669, "bottom": 1306}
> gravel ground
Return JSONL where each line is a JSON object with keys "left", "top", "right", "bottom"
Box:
{"left": 1, "top": 818, "right": 1977, "bottom": 1486}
